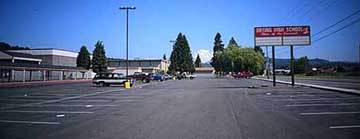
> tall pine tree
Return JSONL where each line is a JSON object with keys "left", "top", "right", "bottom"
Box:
{"left": 163, "top": 54, "right": 167, "bottom": 60}
{"left": 211, "top": 32, "right": 225, "bottom": 74}
{"left": 168, "top": 33, "right": 195, "bottom": 74}
{"left": 169, "top": 33, "right": 183, "bottom": 73}
{"left": 76, "top": 45, "right": 91, "bottom": 69}
{"left": 92, "top": 41, "right": 107, "bottom": 73}
{"left": 195, "top": 54, "right": 201, "bottom": 68}
{"left": 227, "top": 37, "right": 239, "bottom": 48}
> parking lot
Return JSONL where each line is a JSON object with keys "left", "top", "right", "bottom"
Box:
{"left": 247, "top": 80, "right": 360, "bottom": 137}
{"left": 0, "top": 77, "right": 359, "bottom": 139}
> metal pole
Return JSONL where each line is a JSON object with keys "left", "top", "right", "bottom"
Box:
{"left": 358, "top": 44, "right": 360, "bottom": 64}
{"left": 126, "top": 9, "right": 129, "bottom": 77}
{"left": 120, "top": 6, "right": 135, "bottom": 77}
{"left": 266, "top": 46, "right": 269, "bottom": 79}
{"left": 290, "top": 45, "right": 295, "bottom": 86}
{"left": 272, "top": 46, "right": 276, "bottom": 86}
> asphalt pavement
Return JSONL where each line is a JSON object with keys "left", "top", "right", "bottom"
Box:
{"left": 0, "top": 76, "right": 359, "bottom": 139}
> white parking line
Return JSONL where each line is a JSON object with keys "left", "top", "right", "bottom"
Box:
{"left": 0, "top": 120, "right": 60, "bottom": 125}
{"left": 118, "top": 96, "right": 145, "bottom": 99}
{"left": 0, "top": 110, "right": 93, "bottom": 114}
{"left": 9, "top": 96, "right": 64, "bottom": 99}
{"left": 300, "top": 111, "right": 360, "bottom": 115}
{"left": 66, "top": 99, "right": 111, "bottom": 102}
{"left": 0, "top": 89, "right": 122, "bottom": 110}
{"left": 16, "top": 104, "right": 117, "bottom": 107}
{"left": 0, "top": 99, "right": 49, "bottom": 102}
{"left": 117, "top": 99, "right": 141, "bottom": 102}
{"left": 273, "top": 97, "right": 360, "bottom": 101}
{"left": 329, "top": 125, "right": 360, "bottom": 129}
{"left": 286, "top": 103, "right": 360, "bottom": 107}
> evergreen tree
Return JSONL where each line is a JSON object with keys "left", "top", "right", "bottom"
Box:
{"left": 195, "top": 54, "right": 201, "bottom": 67}
{"left": 254, "top": 46, "right": 264, "bottom": 56}
{"left": 169, "top": 33, "right": 183, "bottom": 73}
{"left": 213, "top": 33, "right": 224, "bottom": 52}
{"left": 92, "top": 41, "right": 107, "bottom": 73}
{"left": 163, "top": 54, "right": 167, "bottom": 60}
{"left": 227, "top": 37, "right": 239, "bottom": 48}
{"left": 76, "top": 45, "right": 91, "bottom": 69}
{"left": 210, "top": 32, "right": 225, "bottom": 74}
{"left": 0, "top": 42, "right": 30, "bottom": 50}
{"left": 181, "top": 35, "right": 195, "bottom": 73}
{"left": 168, "top": 33, "right": 195, "bottom": 74}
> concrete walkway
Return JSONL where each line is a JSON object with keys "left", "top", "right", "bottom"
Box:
{"left": 253, "top": 77, "right": 360, "bottom": 95}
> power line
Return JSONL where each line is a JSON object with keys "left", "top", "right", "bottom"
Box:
{"left": 313, "top": 9, "right": 360, "bottom": 37}
{"left": 288, "top": 0, "right": 313, "bottom": 21}
{"left": 297, "top": 0, "right": 328, "bottom": 20}
{"left": 305, "top": 0, "right": 338, "bottom": 23}
{"left": 313, "top": 17, "right": 360, "bottom": 43}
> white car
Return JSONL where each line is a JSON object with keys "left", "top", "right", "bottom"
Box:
{"left": 93, "top": 73, "right": 132, "bottom": 87}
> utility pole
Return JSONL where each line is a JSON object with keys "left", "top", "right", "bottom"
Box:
{"left": 120, "top": 6, "right": 136, "bottom": 77}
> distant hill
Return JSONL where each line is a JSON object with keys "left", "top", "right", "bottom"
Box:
{"left": 200, "top": 62, "right": 212, "bottom": 67}
{"left": 270, "top": 58, "right": 359, "bottom": 69}
{"left": 200, "top": 58, "right": 359, "bottom": 69}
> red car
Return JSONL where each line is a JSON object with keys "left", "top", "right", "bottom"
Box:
{"left": 232, "top": 71, "right": 253, "bottom": 79}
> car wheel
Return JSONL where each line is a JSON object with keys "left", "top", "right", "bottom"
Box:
{"left": 99, "top": 82, "right": 105, "bottom": 87}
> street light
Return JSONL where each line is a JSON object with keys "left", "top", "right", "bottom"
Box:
{"left": 119, "top": 6, "right": 136, "bottom": 77}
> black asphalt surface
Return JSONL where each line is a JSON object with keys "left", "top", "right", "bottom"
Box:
{"left": 0, "top": 76, "right": 360, "bottom": 139}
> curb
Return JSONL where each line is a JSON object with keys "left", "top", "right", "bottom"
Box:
{"left": 0, "top": 80, "right": 91, "bottom": 88}
{"left": 253, "top": 77, "right": 360, "bottom": 95}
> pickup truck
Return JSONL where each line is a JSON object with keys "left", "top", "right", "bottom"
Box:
{"left": 127, "top": 72, "right": 151, "bottom": 83}
{"left": 93, "top": 73, "right": 133, "bottom": 87}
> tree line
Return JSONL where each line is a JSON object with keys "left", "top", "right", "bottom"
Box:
{"left": 210, "top": 33, "right": 265, "bottom": 75}
{"left": 76, "top": 41, "right": 107, "bottom": 73}
{"left": 0, "top": 42, "right": 30, "bottom": 50}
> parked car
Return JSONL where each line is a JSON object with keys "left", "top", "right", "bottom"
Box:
{"left": 152, "top": 73, "right": 165, "bottom": 81}
{"left": 93, "top": 73, "right": 133, "bottom": 87}
{"left": 181, "top": 72, "right": 196, "bottom": 80}
{"left": 128, "top": 72, "right": 151, "bottom": 83}
{"left": 164, "top": 74, "right": 173, "bottom": 80}
{"left": 232, "top": 71, "right": 253, "bottom": 79}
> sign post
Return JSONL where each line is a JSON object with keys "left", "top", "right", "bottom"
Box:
{"left": 290, "top": 45, "right": 294, "bottom": 86}
{"left": 272, "top": 46, "right": 276, "bottom": 86}
{"left": 254, "top": 26, "right": 311, "bottom": 87}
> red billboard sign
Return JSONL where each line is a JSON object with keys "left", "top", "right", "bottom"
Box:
{"left": 255, "top": 26, "right": 310, "bottom": 37}
{"left": 254, "top": 26, "right": 311, "bottom": 46}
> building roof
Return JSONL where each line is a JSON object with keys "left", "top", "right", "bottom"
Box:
{"left": 2, "top": 51, "right": 41, "bottom": 59}
{"left": 25, "top": 48, "right": 78, "bottom": 53}
{"left": 8, "top": 48, "right": 78, "bottom": 57}
{"left": 0, "top": 50, "right": 43, "bottom": 62}
{"left": 107, "top": 58, "right": 164, "bottom": 62}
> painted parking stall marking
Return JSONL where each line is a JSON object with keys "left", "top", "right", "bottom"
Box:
{"left": 0, "top": 110, "right": 94, "bottom": 114}
{"left": 300, "top": 111, "right": 360, "bottom": 115}
{"left": 0, "top": 120, "right": 60, "bottom": 125}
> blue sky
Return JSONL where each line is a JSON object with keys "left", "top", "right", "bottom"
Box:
{"left": 0, "top": 0, "right": 359, "bottom": 62}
